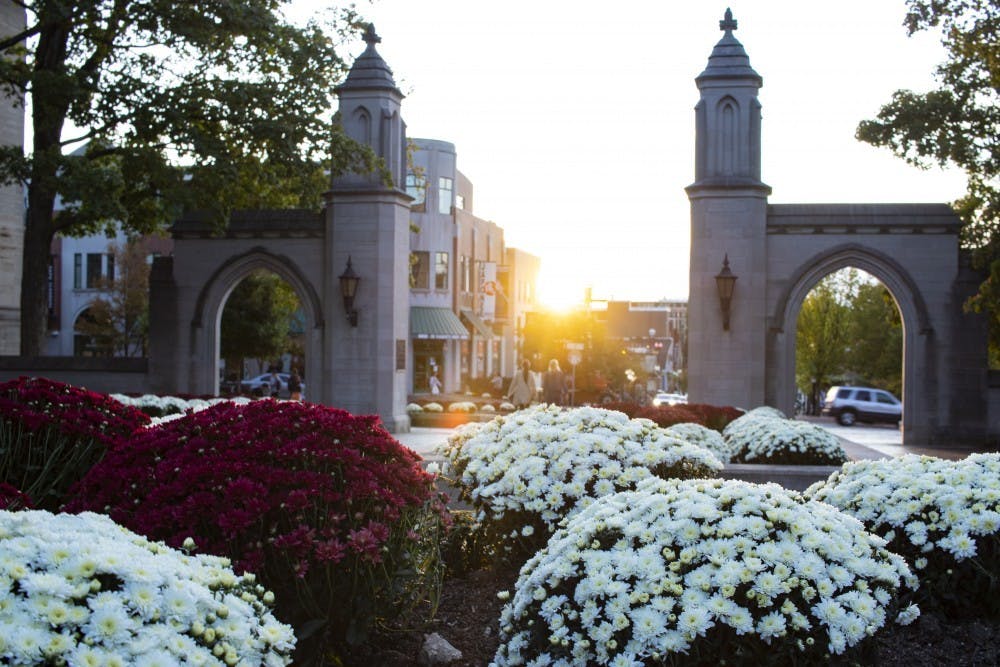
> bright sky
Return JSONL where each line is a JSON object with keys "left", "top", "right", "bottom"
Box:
{"left": 295, "top": 0, "right": 967, "bottom": 308}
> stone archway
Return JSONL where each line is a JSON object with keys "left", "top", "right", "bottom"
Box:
{"left": 766, "top": 243, "right": 931, "bottom": 440}
{"left": 190, "top": 246, "right": 324, "bottom": 398}
{"left": 685, "top": 12, "right": 991, "bottom": 447}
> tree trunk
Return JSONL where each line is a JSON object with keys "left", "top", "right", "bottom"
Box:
{"left": 19, "top": 189, "right": 56, "bottom": 356}
{"left": 19, "top": 15, "right": 70, "bottom": 356}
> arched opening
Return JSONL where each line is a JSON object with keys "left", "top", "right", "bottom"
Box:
{"left": 770, "top": 243, "right": 930, "bottom": 440}
{"left": 218, "top": 268, "right": 305, "bottom": 399}
{"left": 73, "top": 306, "right": 114, "bottom": 357}
{"left": 794, "top": 267, "right": 903, "bottom": 423}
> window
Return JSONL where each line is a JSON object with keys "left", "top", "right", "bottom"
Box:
{"left": 73, "top": 253, "right": 82, "bottom": 289}
{"left": 876, "top": 392, "right": 897, "bottom": 405}
{"left": 86, "top": 253, "right": 102, "bottom": 288}
{"left": 855, "top": 390, "right": 871, "bottom": 402}
{"left": 106, "top": 253, "right": 115, "bottom": 283}
{"left": 455, "top": 194, "right": 466, "bottom": 210}
{"left": 438, "top": 177, "right": 453, "bottom": 214}
{"left": 406, "top": 171, "right": 426, "bottom": 209}
{"left": 410, "top": 251, "right": 430, "bottom": 289}
{"left": 434, "top": 252, "right": 449, "bottom": 290}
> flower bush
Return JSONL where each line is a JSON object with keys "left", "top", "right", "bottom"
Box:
{"left": 805, "top": 453, "right": 1000, "bottom": 617}
{"left": 423, "top": 402, "right": 444, "bottom": 413}
{"left": 437, "top": 405, "right": 722, "bottom": 559}
{"left": 448, "top": 401, "right": 478, "bottom": 413}
{"left": 499, "top": 401, "right": 516, "bottom": 412}
{"left": 664, "top": 422, "right": 734, "bottom": 463}
{"left": 111, "top": 393, "right": 251, "bottom": 418}
{"left": 494, "top": 478, "right": 919, "bottom": 666}
{"left": 721, "top": 406, "right": 785, "bottom": 438}
{"left": 406, "top": 402, "right": 424, "bottom": 413}
{"left": 0, "top": 376, "right": 150, "bottom": 510}
{"left": 66, "top": 399, "right": 448, "bottom": 661}
{"left": 0, "top": 482, "right": 32, "bottom": 510}
{"left": 724, "top": 410, "right": 849, "bottom": 465}
{"left": 0, "top": 510, "right": 295, "bottom": 665}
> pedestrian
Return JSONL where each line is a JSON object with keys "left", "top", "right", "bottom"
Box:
{"left": 288, "top": 370, "right": 302, "bottom": 401}
{"left": 542, "top": 358, "right": 566, "bottom": 406}
{"left": 269, "top": 368, "right": 282, "bottom": 397}
{"left": 429, "top": 372, "right": 442, "bottom": 395}
{"left": 505, "top": 361, "right": 534, "bottom": 410}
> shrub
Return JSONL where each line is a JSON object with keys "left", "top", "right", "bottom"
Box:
{"left": 632, "top": 404, "right": 702, "bottom": 428}
{"left": 447, "top": 401, "right": 477, "bottom": 413}
{"left": 0, "top": 376, "right": 150, "bottom": 510}
{"left": 423, "top": 402, "right": 444, "bottom": 413}
{"left": 722, "top": 406, "right": 786, "bottom": 438}
{"left": 805, "top": 453, "right": 1000, "bottom": 617}
{"left": 67, "top": 399, "right": 448, "bottom": 661}
{"left": 437, "top": 405, "right": 722, "bottom": 560}
{"left": 499, "top": 401, "right": 516, "bottom": 412}
{"left": 724, "top": 412, "right": 849, "bottom": 465}
{"left": 406, "top": 402, "right": 424, "bottom": 413}
{"left": 664, "top": 422, "right": 733, "bottom": 463}
{"left": 494, "top": 478, "right": 918, "bottom": 666}
{"left": 0, "top": 510, "right": 295, "bottom": 664}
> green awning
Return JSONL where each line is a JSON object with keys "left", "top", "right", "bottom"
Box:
{"left": 460, "top": 308, "right": 494, "bottom": 338}
{"left": 410, "top": 307, "right": 469, "bottom": 339}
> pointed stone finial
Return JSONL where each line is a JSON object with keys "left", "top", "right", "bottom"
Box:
{"left": 363, "top": 23, "right": 381, "bottom": 46}
{"left": 719, "top": 8, "right": 737, "bottom": 32}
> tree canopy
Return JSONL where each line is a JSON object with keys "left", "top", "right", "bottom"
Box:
{"left": 220, "top": 270, "right": 300, "bottom": 378}
{"left": 856, "top": 0, "right": 999, "bottom": 357}
{"left": 0, "top": 1, "right": 378, "bottom": 355}
{"left": 796, "top": 269, "right": 903, "bottom": 411}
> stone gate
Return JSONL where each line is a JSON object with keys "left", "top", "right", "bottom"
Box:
{"left": 686, "top": 11, "right": 991, "bottom": 447}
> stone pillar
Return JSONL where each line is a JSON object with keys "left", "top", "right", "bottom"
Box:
{"left": 0, "top": 4, "right": 25, "bottom": 354}
{"left": 324, "top": 25, "right": 412, "bottom": 432}
{"left": 686, "top": 10, "right": 772, "bottom": 410}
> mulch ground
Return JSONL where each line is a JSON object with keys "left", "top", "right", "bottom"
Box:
{"left": 356, "top": 566, "right": 1000, "bottom": 666}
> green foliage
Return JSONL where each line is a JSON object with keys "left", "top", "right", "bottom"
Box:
{"left": 0, "top": 1, "right": 382, "bottom": 354}
{"left": 220, "top": 270, "right": 301, "bottom": 374}
{"left": 796, "top": 274, "right": 851, "bottom": 407}
{"left": 797, "top": 269, "right": 902, "bottom": 404}
{"left": 856, "top": 0, "right": 1000, "bottom": 361}
{"left": 847, "top": 281, "right": 903, "bottom": 396}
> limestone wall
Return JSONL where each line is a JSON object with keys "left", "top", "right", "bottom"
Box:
{"left": 0, "top": 4, "right": 25, "bottom": 354}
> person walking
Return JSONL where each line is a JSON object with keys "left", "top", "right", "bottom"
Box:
{"left": 505, "top": 360, "right": 534, "bottom": 410}
{"left": 429, "top": 372, "right": 442, "bottom": 395}
{"left": 542, "top": 358, "right": 566, "bottom": 406}
{"left": 287, "top": 370, "right": 302, "bottom": 401}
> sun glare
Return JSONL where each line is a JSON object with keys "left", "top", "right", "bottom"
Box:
{"left": 537, "top": 267, "right": 585, "bottom": 313}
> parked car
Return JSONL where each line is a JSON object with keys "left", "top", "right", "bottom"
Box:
{"left": 821, "top": 386, "right": 901, "bottom": 426}
{"left": 240, "top": 373, "right": 305, "bottom": 399}
{"left": 651, "top": 392, "right": 687, "bottom": 407}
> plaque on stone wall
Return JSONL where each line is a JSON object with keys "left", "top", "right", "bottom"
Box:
{"left": 396, "top": 339, "right": 406, "bottom": 371}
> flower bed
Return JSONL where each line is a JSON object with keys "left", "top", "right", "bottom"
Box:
{"left": 724, "top": 408, "right": 849, "bottom": 465}
{"left": 437, "top": 405, "right": 723, "bottom": 559}
{"left": 494, "top": 477, "right": 919, "bottom": 666}
{"left": 66, "top": 399, "right": 449, "bottom": 661}
{"left": 0, "top": 376, "right": 150, "bottom": 510}
{"left": 805, "top": 453, "right": 1000, "bottom": 618}
{"left": 664, "top": 422, "right": 733, "bottom": 463}
{"left": 0, "top": 510, "right": 295, "bottom": 664}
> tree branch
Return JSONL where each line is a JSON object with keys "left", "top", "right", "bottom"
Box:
{"left": 0, "top": 22, "right": 42, "bottom": 52}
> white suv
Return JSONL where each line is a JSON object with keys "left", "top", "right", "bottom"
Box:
{"left": 822, "top": 386, "right": 901, "bottom": 426}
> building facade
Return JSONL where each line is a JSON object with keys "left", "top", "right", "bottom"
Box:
{"left": 406, "top": 138, "right": 539, "bottom": 394}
